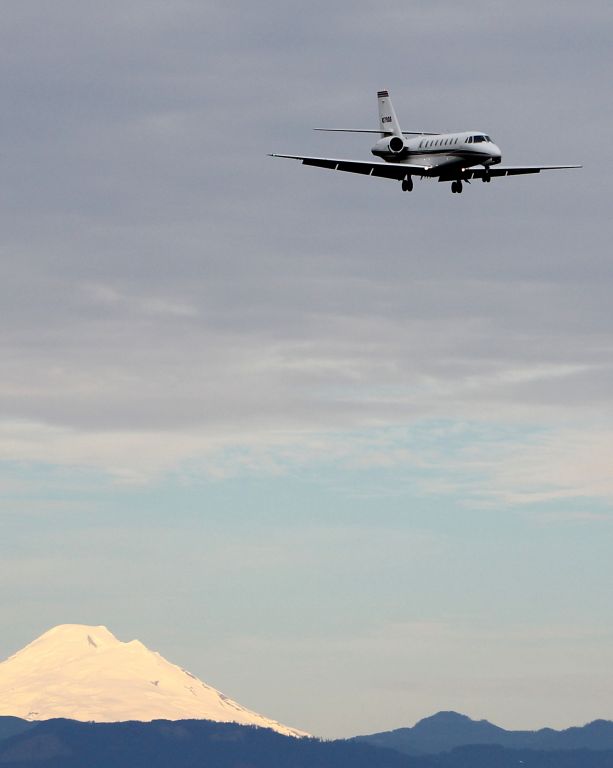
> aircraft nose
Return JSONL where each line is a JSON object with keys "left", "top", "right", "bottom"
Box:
{"left": 491, "top": 143, "right": 502, "bottom": 163}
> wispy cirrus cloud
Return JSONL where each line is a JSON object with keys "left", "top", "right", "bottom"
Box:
{"left": 1, "top": 416, "right": 613, "bottom": 513}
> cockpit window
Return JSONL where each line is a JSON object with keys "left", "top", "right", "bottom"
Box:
{"left": 473, "top": 135, "right": 486, "bottom": 142}
{"left": 466, "top": 136, "right": 473, "bottom": 143}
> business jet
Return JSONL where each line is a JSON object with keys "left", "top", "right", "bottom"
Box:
{"left": 270, "top": 90, "right": 580, "bottom": 194}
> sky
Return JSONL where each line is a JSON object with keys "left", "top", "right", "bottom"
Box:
{"left": 1, "top": 0, "right": 612, "bottom": 740}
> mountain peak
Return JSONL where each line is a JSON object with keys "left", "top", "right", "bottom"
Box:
{"left": 411, "top": 710, "right": 504, "bottom": 740}
{"left": 417, "top": 711, "right": 476, "bottom": 725}
{"left": 15, "top": 624, "right": 119, "bottom": 652}
{"left": 0, "top": 625, "right": 307, "bottom": 737}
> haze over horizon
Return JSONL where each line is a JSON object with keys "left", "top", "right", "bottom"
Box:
{"left": 1, "top": 0, "right": 612, "bottom": 740}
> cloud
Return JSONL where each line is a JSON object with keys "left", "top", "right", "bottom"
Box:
{"left": 481, "top": 428, "right": 613, "bottom": 505}
{"left": 0, "top": 0, "right": 611, "bottom": 505}
{"left": 1, "top": 415, "right": 613, "bottom": 514}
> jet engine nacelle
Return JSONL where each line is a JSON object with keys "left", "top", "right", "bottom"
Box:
{"left": 372, "top": 135, "right": 406, "bottom": 157}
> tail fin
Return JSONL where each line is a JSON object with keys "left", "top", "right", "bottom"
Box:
{"left": 377, "top": 90, "right": 402, "bottom": 136}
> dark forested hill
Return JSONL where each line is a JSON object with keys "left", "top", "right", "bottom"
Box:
{"left": 1, "top": 716, "right": 613, "bottom": 768}
{"left": 355, "top": 710, "right": 613, "bottom": 754}
{"left": 0, "top": 718, "right": 420, "bottom": 768}
{"left": 0, "top": 716, "right": 34, "bottom": 743}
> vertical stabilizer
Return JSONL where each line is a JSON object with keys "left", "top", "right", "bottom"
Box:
{"left": 377, "top": 90, "right": 402, "bottom": 136}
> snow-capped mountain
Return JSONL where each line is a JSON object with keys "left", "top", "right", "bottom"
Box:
{"left": 0, "top": 624, "right": 306, "bottom": 737}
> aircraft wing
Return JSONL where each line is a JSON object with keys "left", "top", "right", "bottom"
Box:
{"left": 269, "top": 154, "right": 431, "bottom": 179}
{"left": 464, "top": 164, "right": 582, "bottom": 179}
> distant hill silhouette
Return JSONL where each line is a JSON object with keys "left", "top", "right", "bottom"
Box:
{"left": 0, "top": 718, "right": 418, "bottom": 768}
{"left": 0, "top": 716, "right": 33, "bottom": 743}
{"left": 1, "top": 715, "right": 613, "bottom": 768}
{"left": 434, "top": 744, "right": 613, "bottom": 768}
{"left": 355, "top": 710, "right": 613, "bottom": 754}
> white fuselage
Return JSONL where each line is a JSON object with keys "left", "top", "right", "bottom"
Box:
{"left": 372, "top": 131, "right": 502, "bottom": 175}
{"left": 271, "top": 89, "right": 581, "bottom": 193}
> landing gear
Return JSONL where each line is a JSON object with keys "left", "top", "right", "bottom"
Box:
{"left": 451, "top": 180, "right": 463, "bottom": 194}
{"left": 401, "top": 176, "right": 413, "bottom": 192}
{"left": 482, "top": 172, "right": 491, "bottom": 183}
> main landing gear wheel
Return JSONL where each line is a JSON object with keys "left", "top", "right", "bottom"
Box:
{"left": 451, "top": 180, "right": 463, "bottom": 194}
{"left": 402, "top": 177, "right": 413, "bottom": 192}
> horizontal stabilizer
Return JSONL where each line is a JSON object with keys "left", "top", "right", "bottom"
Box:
{"left": 314, "top": 128, "right": 440, "bottom": 136}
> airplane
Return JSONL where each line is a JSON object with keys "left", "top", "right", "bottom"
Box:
{"left": 270, "top": 90, "right": 581, "bottom": 194}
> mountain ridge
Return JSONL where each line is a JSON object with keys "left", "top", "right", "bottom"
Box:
{"left": 2, "top": 718, "right": 613, "bottom": 768}
{"left": 355, "top": 710, "right": 613, "bottom": 754}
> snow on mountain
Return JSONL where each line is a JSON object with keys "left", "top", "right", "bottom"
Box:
{"left": 0, "top": 625, "right": 307, "bottom": 737}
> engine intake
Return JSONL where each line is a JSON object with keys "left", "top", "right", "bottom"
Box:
{"left": 371, "top": 135, "right": 408, "bottom": 158}
{"left": 388, "top": 136, "right": 404, "bottom": 153}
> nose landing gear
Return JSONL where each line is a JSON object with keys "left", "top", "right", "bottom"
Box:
{"left": 451, "top": 180, "right": 463, "bottom": 194}
{"left": 401, "top": 176, "right": 413, "bottom": 192}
